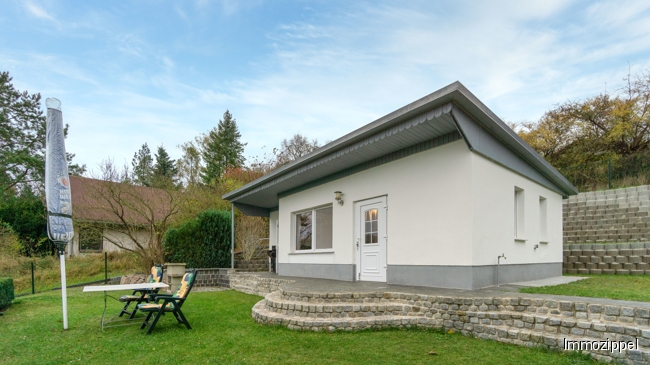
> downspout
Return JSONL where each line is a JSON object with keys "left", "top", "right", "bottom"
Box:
{"left": 231, "top": 203, "right": 235, "bottom": 269}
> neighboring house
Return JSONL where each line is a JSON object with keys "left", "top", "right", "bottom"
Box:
{"left": 68, "top": 175, "right": 166, "bottom": 257}
{"left": 223, "top": 82, "right": 578, "bottom": 289}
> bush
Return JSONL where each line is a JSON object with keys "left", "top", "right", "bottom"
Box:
{"left": 0, "top": 222, "right": 22, "bottom": 257}
{"left": 0, "top": 277, "right": 14, "bottom": 310}
{"left": 0, "top": 188, "right": 52, "bottom": 256}
{"left": 164, "top": 210, "right": 232, "bottom": 268}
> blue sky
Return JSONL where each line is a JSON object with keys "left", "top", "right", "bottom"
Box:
{"left": 2, "top": 0, "right": 650, "bottom": 173}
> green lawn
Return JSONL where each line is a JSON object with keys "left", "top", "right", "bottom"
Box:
{"left": 520, "top": 275, "right": 650, "bottom": 302}
{"left": 0, "top": 252, "right": 141, "bottom": 295}
{"left": 0, "top": 289, "right": 598, "bottom": 364}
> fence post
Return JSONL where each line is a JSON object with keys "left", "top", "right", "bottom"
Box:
{"left": 608, "top": 158, "right": 612, "bottom": 189}
{"left": 31, "top": 261, "right": 35, "bottom": 295}
{"left": 104, "top": 252, "right": 108, "bottom": 284}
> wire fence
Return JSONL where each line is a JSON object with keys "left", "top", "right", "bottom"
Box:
{"left": 557, "top": 150, "right": 650, "bottom": 192}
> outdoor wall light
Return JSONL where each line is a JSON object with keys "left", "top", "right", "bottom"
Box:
{"left": 334, "top": 191, "right": 344, "bottom": 206}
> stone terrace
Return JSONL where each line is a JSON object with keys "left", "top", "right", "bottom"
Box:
{"left": 243, "top": 274, "right": 650, "bottom": 364}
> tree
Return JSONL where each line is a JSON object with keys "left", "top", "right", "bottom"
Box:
{"left": 0, "top": 186, "right": 51, "bottom": 256}
{"left": 176, "top": 141, "right": 202, "bottom": 187}
{"left": 0, "top": 72, "right": 85, "bottom": 197}
{"left": 131, "top": 143, "right": 154, "bottom": 186}
{"left": 518, "top": 68, "right": 650, "bottom": 170}
{"left": 0, "top": 72, "right": 46, "bottom": 196}
{"left": 80, "top": 160, "right": 184, "bottom": 270}
{"left": 201, "top": 110, "right": 246, "bottom": 184}
{"left": 153, "top": 145, "right": 178, "bottom": 187}
{"left": 275, "top": 133, "right": 320, "bottom": 166}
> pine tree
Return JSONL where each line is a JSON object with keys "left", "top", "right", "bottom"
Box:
{"left": 131, "top": 143, "right": 154, "bottom": 186}
{"left": 1, "top": 72, "right": 45, "bottom": 196}
{"left": 201, "top": 110, "right": 246, "bottom": 184}
{"left": 0, "top": 71, "right": 85, "bottom": 197}
{"left": 153, "top": 145, "right": 178, "bottom": 187}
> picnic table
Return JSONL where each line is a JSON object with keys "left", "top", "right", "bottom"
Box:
{"left": 83, "top": 282, "right": 169, "bottom": 331}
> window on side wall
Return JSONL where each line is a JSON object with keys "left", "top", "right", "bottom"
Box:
{"left": 294, "top": 205, "right": 333, "bottom": 251}
{"left": 539, "top": 196, "right": 548, "bottom": 243}
{"left": 514, "top": 187, "right": 525, "bottom": 240}
{"left": 79, "top": 227, "right": 103, "bottom": 252}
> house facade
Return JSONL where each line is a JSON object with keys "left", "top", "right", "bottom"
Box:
{"left": 224, "top": 82, "right": 578, "bottom": 289}
{"left": 67, "top": 175, "right": 162, "bottom": 258}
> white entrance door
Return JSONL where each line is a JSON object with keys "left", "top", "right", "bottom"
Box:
{"left": 356, "top": 196, "right": 387, "bottom": 282}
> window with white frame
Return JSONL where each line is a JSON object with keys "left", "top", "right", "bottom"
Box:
{"left": 514, "top": 187, "right": 525, "bottom": 239}
{"left": 539, "top": 196, "right": 548, "bottom": 242}
{"left": 295, "top": 206, "right": 333, "bottom": 251}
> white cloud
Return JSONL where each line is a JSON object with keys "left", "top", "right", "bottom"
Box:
{"left": 5, "top": 0, "right": 650, "bottom": 170}
{"left": 25, "top": 2, "right": 57, "bottom": 23}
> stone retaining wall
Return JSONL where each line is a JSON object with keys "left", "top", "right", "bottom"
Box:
{"left": 253, "top": 291, "right": 650, "bottom": 364}
{"left": 191, "top": 269, "right": 293, "bottom": 297}
{"left": 194, "top": 268, "right": 233, "bottom": 288}
{"left": 563, "top": 185, "right": 650, "bottom": 244}
{"left": 563, "top": 242, "right": 650, "bottom": 275}
{"left": 229, "top": 273, "right": 294, "bottom": 297}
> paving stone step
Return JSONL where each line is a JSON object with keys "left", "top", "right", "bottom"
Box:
{"left": 252, "top": 299, "right": 650, "bottom": 363}
{"left": 262, "top": 291, "right": 650, "bottom": 330}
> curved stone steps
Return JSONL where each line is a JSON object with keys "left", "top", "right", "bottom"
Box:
{"left": 253, "top": 299, "right": 650, "bottom": 362}
{"left": 258, "top": 291, "right": 650, "bottom": 339}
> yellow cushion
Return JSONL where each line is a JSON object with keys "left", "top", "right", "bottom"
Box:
{"left": 119, "top": 295, "right": 141, "bottom": 302}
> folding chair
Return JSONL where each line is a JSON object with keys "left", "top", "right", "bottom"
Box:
{"left": 138, "top": 269, "right": 197, "bottom": 335}
{"left": 118, "top": 264, "right": 163, "bottom": 319}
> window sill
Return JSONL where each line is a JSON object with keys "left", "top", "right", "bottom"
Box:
{"left": 289, "top": 250, "right": 334, "bottom": 255}
{"left": 539, "top": 241, "right": 549, "bottom": 244}
{"left": 514, "top": 238, "right": 527, "bottom": 243}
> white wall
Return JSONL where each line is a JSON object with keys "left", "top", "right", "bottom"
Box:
{"left": 103, "top": 229, "right": 150, "bottom": 252}
{"left": 68, "top": 226, "right": 150, "bottom": 256}
{"left": 275, "top": 140, "right": 475, "bottom": 267}
{"left": 470, "top": 153, "right": 564, "bottom": 266}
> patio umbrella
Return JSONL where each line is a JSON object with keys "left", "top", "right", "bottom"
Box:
{"left": 45, "top": 98, "right": 74, "bottom": 330}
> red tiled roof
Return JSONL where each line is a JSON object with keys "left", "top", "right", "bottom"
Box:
{"left": 70, "top": 175, "right": 173, "bottom": 225}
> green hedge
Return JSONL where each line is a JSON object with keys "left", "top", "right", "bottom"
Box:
{"left": 164, "top": 210, "right": 231, "bottom": 268}
{"left": 0, "top": 277, "right": 14, "bottom": 310}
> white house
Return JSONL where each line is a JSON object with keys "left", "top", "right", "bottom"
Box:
{"left": 223, "top": 82, "right": 578, "bottom": 289}
{"left": 67, "top": 175, "right": 166, "bottom": 257}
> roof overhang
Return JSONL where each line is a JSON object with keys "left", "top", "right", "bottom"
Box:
{"left": 223, "top": 82, "right": 578, "bottom": 216}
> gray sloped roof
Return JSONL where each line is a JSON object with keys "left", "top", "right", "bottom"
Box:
{"left": 223, "top": 81, "right": 578, "bottom": 216}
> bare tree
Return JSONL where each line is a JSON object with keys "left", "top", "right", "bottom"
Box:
{"left": 76, "top": 159, "right": 184, "bottom": 269}
{"left": 276, "top": 133, "right": 320, "bottom": 166}
{"left": 176, "top": 140, "right": 202, "bottom": 187}
{"left": 235, "top": 215, "right": 267, "bottom": 261}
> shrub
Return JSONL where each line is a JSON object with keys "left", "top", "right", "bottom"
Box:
{"left": 0, "top": 188, "right": 52, "bottom": 256}
{"left": 164, "top": 210, "right": 232, "bottom": 268}
{"left": 0, "top": 277, "right": 14, "bottom": 310}
{"left": 0, "top": 222, "right": 22, "bottom": 257}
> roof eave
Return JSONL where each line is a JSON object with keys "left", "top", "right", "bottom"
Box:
{"left": 223, "top": 82, "right": 463, "bottom": 201}
{"left": 223, "top": 81, "right": 578, "bottom": 202}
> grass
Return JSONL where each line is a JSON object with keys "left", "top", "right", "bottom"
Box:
{"left": 0, "top": 289, "right": 598, "bottom": 365}
{"left": 520, "top": 275, "right": 650, "bottom": 302}
{"left": 0, "top": 252, "right": 141, "bottom": 295}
